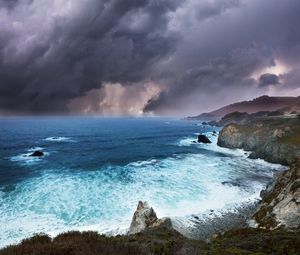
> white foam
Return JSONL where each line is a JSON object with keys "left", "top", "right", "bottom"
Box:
{"left": 0, "top": 149, "right": 287, "bottom": 248}
{"left": 10, "top": 147, "right": 48, "bottom": 165}
{"left": 45, "top": 137, "right": 75, "bottom": 142}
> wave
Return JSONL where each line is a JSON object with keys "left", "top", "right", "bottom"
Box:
{"left": 44, "top": 137, "right": 75, "bottom": 142}
{"left": 1, "top": 141, "right": 287, "bottom": 248}
{"left": 10, "top": 147, "right": 48, "bottom": 165}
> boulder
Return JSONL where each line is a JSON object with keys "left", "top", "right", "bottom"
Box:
{"left": 30, "top": 151, "right": 44, "bottom": 157}
{"left": 128, "top": 201, "right": 172, "bottom": 235}
{"left": 198, "top": 134, "right": 212, "bottom": 144}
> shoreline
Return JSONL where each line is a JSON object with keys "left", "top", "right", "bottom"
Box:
{"left": 172, "top": 200, "right": 259, "bottom": 241}
{"left": 0, "top": 129, "right": 288, "bottom": 249}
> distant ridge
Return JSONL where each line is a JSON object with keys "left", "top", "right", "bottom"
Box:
{"left": 186, "top": 95, "right": 300, "bottom": 120}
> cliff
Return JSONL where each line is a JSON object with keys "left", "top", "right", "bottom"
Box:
{"left": 253, "top": 157, "right": 300, "bottom": 229}
{"left": 217, "top": 117, "right": 300, "bottom": 165}
{"left": 218, "top": 116, "right": 300, "bottom": 231}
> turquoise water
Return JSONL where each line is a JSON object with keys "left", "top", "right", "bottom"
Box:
{"left": 0, "top": 117, "right": 285, "bottom": 247}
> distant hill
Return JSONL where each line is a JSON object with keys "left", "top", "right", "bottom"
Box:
{"left": 186, "top": 95, "right": 300, "bottom": 120}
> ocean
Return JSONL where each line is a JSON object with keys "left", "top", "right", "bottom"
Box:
{"left": 0, "top": 117, "right": 286, "bottom": 247}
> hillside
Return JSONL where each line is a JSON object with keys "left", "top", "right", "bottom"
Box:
{"left": 187, "top": 95, "right": 300, "bottom": 120}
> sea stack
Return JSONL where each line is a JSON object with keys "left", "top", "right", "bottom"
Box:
{"left": 198, "top": 134, "right": 211, "bottom": 144}
{"left": 128, "top": 201, "right": 172, "bottom": 235}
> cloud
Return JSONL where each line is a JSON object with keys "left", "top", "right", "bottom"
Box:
{"left": 68, "top": 82, "right": 160, "bottom": 116}
{"left": 195, "top": 0, "right": 240, "bottom": 21}
{"left": 0, "top": 0, "right": 300, "bottom": 116}
{"left": 143, "top": 0, "right": 300, "bottom": 115}
{"left": 258, "top": 73, "right": 280, "bottom": 87}
{"left": 0, "top": 0, "right": 180, "bottom": 114}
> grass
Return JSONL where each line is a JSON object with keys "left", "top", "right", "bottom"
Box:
{"left": 1, "top": 227, "right": 300, "bottom": 255}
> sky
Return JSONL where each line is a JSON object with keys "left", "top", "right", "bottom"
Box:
{"left": 0, "top": 0, "right": 300, "bottom": 116}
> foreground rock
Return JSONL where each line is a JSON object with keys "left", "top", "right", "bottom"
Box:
{"left": 128, "top": 201, "right": 172, "bottom": 235}
{"left": 197, "top": 134, "right": 211, "bottom": 144}
{"left": 29, "top": 150, "right": 44, "bottom": 157}
{"left": 253, "top": 157, "right": 300, "bottom": 229}
{"left": 217, "top": 117, "right": 300, "bottom": 165}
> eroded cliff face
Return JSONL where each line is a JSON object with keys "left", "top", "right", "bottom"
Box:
{"left": 253, "top": 157, "right": 300, "bottom": 229}
{"left": 217, "top": 117, "right": 300, "bottom": 230}
{"left": 217, "top": 118, "right": 300, "bottom": 165}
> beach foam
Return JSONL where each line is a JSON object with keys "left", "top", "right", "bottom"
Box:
{"left": 0, "top": 149, "right": 287, "bottom": 248}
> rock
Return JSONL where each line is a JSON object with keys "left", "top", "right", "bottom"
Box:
{"left": 219, "top": 111, "right": 251, "bottom": 126}
{"left": 198, "top": 134, "right": 211, "bottom": 144}
{"left": 30, "top": 151, "right": 44, "bottom": 157}
{"left": 128, "top": 201, "right": 172, "bottom": 235}
{"left": 272, "top": 129, "right": 285, "bottom": 138}
{"left": 207, "top": 120, "right": 222, "bottom": 127}
{"left": 221, "top": 181, "right": 241, "bottom": 187}
{"left": 217, "top": 117, "right": 300, "bottom": 165}
{"left": 253, "top": 157, "right": 300, "bottom": 229}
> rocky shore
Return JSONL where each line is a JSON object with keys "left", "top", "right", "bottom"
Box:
{"left": 253, "top": 157, "right": 300, "bottom": 229}
{"left": 217, "top": 114, "right": 300, "bottom": 231}
{"left": 218, "top": 116, "right": 300, "bottom": 165}
{"left": 1, "top": 117, "right": 300, "bottom": 254}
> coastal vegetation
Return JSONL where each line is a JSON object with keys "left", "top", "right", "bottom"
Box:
{"left": 1, "top": 226, "right": 299, "bottom": 255}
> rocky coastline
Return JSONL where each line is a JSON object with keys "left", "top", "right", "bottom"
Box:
{"left": 217, "top": 114, "right": 300, "bottom": 231}
{"left": 217, "top": 116, "right": 300, "bottom": 165}
{"left": 1, "top": 117, "right": 300, "bottom": 254}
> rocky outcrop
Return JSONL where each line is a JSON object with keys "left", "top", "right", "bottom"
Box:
{"left": 128, "top": 201, "right": 172, "bottom": 235}
{"left": 253, "top": 157, "right": 300, "bottom": 229}
{"left": 30, "top": 151, "right": 44, "bottom": 157}
{"left": 217, "top": 117, "right": 300, "bottom": 165}
{"left": 198, "top": 134, "right": 211, "bottom": 144}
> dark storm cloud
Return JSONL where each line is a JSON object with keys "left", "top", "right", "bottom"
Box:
{"left": 144, "top": 48, "right": 264, "bottom": 114}
{"left": 258, "top": 73, "right": 280, "bottom": 87}
{"left": 195, "top": 0, "right": 240, "bottom": 21}
{"left": 1, "top": 0, "right": 300, "bottom": 116}
{"left": 0, "top": 0, "right": 181, "bottom": 114}
{"left": 143, "top": 0, "right": 300, "bottom": 115}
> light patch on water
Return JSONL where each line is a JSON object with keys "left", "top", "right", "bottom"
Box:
{"left": 0, "top": 148, "right": 287, "bottom": 248}
{"left": 44, "top": 137, "right": 75, "bottom": 142}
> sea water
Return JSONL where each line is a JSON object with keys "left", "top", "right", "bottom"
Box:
{"left": 0, "top": 117, "right": 286, "bottom": 247}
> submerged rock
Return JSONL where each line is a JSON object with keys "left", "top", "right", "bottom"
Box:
{"left": 128, "top": 201, "right": 172, "bottom": 235}
{"left": 30, "top": 151, "right": 44, "bottom": 157}
{"left": 221, "top": 181, "right": 241, "bottom": 187}
{"left": 198, "top": 134, "right": 211, "bottom": 144}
